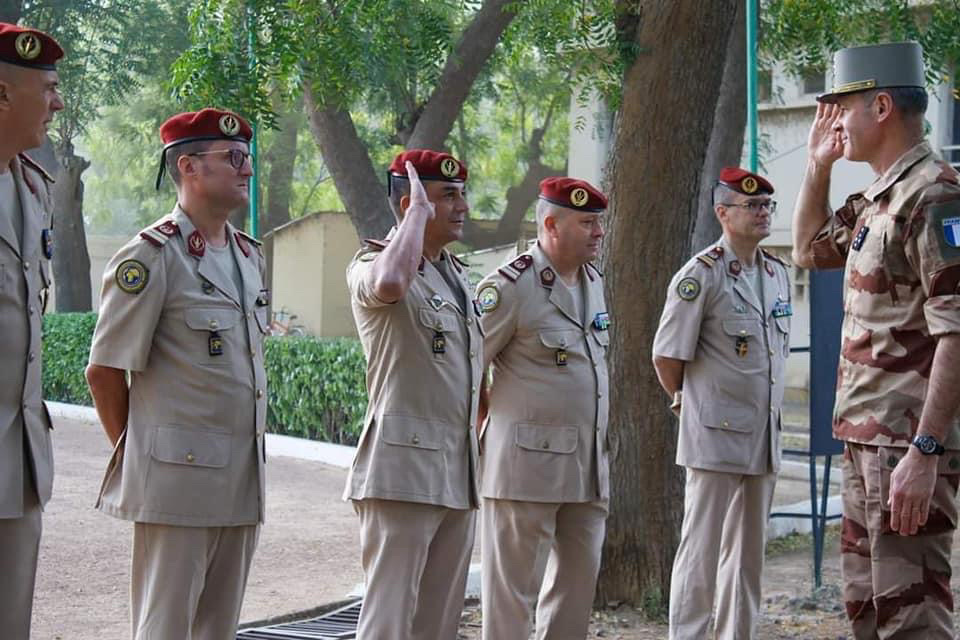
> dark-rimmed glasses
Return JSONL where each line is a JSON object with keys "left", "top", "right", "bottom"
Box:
{"left": 188, "top": 148, "right": 251, "bottom": 170}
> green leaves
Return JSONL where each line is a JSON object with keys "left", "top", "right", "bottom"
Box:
{"left": 41, "top": 312, "right": 369, "bottom": 445}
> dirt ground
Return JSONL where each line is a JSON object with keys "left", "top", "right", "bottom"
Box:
{"left": 33, "top": 415, "right": 960, "bottom": 639}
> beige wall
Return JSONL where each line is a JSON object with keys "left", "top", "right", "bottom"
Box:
{"left": 45, "top": 233, "right": 128, "bottom": 312}
{"left": 270, "top": 212, "right": 359, "bottom": 338}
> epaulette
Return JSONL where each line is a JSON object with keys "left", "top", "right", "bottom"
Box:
{"left": 364, "top": 238, "right": 389, "bottom": 251}
{"left": 497, "top": 254, "right": 534, "bottom": 282}
{"left": 18, "top": 153, "right": 55, "bottom": 184}
{"left": 585, "top": 262, "right": 603, "bottom": 281}
{"left": 696, "top": 245, "right": 724, "bottom": 268}
{"left": 138, "top": 220, "right": 178, "bottom": 249}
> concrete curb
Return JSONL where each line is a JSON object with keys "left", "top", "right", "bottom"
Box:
{"left": 45, "top": 402, "right": 839, "bottom": 539}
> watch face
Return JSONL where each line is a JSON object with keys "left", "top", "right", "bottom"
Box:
{"left": 915, "top": 436, "right": 938, "bottom": 454}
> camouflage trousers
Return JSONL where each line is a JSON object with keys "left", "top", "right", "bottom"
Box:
{"left": 842, "top": 443, "right": 960, "bottom": 639}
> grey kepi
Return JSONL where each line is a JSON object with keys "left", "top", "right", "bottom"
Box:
{"left": 817, "top": 41, "right": 925, "bottom": 103}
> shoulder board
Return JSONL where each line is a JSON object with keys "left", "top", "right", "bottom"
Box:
{"left": 497, "top": 253, "right": 534, "bottom": 283}
{"left": 236, "top": 229, "right": 262, "bottom": 247}
{"left": 18, "top": 153, "right": 55, "bottom": 184}
{"left": 585, "top": 262, "right": 603, "bottom": 281}
{"left": 762, "top": 249, "right": 789, "bottom": 267}
{"left": 363, "top": 238, "right": 388, "bottom": 251}
{"left": 696, "top": 254, "right": 716, "bottom": 267}
{"left": 139, "top": 228, "right": 169, "bottom": 248}
{"left": 451, "top": 253, "right": 470, "bottom": 272}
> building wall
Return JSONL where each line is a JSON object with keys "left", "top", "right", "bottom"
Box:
{"left": 319, "top": 214, "right": 361, "bottom": 337}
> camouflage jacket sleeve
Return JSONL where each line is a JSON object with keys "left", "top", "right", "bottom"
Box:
{"left": 904, "top": 187, "right": 960, "bottom": 336}
{"left": 810, "top": 193, "right": 867, "bottom": 269}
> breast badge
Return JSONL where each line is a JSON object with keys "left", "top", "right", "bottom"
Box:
{"left": 116, "top": 259, "right": 149, "bottom": 294}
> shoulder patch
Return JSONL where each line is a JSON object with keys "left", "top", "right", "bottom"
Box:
{"left": 116, "top": 259, "right": 149, "bottom": 294}
{"left": 477, "top": 283, "right": 500, "bottom": 313}
{"left": 497, "top": 253, "right": 534, "bottom": 282}
{"left": 676, "top": 277, "right": 701, "bottom": 301}
{"left": 18, "top": 153, "right": 55, "bottom": 184}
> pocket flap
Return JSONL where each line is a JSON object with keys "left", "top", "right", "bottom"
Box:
{"left": 539, "top": 329, "right": 578, "bottom": 349}
{"left": 380, "top": 414, "right": 443, "bottom": 450}
{"left": 592, "top": 329, "right": 610, "bottom": 346}
{"left": 418, "top": 308, "right": 458, "bottom": 333}
{"left": 775, "top": 316, "right": 790, "bottom": 334}
{"left": 721, "top": 319, "right": 761, "bottom": 337}
{"left": 700, "top": 405, "right": 757, "bottom": 433}
{"left": 184, "top": 308, "right": 241, "bottom": 331}
{"left": 515, "top": 424, "right": 579, "bottom": 454}
{"left": 151, "top": 425, "right": 231, "bottom": 468}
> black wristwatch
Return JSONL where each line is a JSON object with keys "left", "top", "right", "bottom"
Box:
{"left": 912, "top": 434, "right": 945, "bottom": 456}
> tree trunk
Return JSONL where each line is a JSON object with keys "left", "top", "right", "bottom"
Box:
{"left": 51, "top": 140, "right": 93, "bottom": 312}
{"left": 263, "top": 98, "right": 302, "bottom": 235}
{"left": 404, "top": 0, "right": 520, "bottom": 150}
{"left": 0, "top": 0, "right": 21, "bottom": 22}
{"left": 598, "top": 0, "right": 737, "bottom": 612}
{"left": 303, "top": 91, "right": 393, "bottom": 240}
{"left": 692, "top": 0, "right": 747, "bottom": 252}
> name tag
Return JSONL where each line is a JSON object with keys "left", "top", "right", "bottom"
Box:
{"left": 592, "top": 312, "right": 610, "bottom": 331}
{"left": 772, "top": 301, "right": 792, "bottom": 318}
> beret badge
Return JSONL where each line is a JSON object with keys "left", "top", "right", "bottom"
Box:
{"left": 570, "top": 188, "right": 589, "bottom": 208}
{"left": 15, "top": 32, "right": 41, "bottom": 60}
{"left": 741, "top": 176, "right": 758, "bottom": 194}
{"left": 440, "top": 158, "right": 460, "bottom": 178}
{"left": 219, "top": 114, "right": 241, "bottom": 137}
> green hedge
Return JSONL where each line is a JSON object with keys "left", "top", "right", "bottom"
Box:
{"left": 41, "top": 312, "right": 368, "bottom": 446}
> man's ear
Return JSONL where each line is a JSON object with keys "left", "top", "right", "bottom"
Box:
{"left": 177, "top": 154, "right": 197, "bottom": 179}
{"left": 874, "top": 91, "right": 894, "bottom": 124}
{"left": 714, "top": 204, "right": 727, "bottom": 225}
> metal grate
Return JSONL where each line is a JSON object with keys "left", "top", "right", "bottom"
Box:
{"left": 237, "top": 600, "right": 361, "bottom": 639}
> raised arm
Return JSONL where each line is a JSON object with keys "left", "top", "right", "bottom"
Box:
{"left": 792, "top": 102, "right": 844, "bottom": 268}
{"left": 367, "top": 162, "right": 435, "bottom": 303}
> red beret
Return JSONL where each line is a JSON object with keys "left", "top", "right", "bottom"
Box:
{"left": 388, "top": 149, "right": 468, "bottom": 183}
{"left": 718, "top": 167, "right": 774, "bottom": 195}
{"left": 539, "top": 177, "right": 607, "bottom": 212}
{"left": 155, "top": 108, "right": 253, "bottom": 189}
{"left": 0, "top": 23, "right": 63, "bottom": 70}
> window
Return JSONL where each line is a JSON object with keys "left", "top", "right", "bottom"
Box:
{"left": 801, "top": 68, "right": 825, "bottom": 95}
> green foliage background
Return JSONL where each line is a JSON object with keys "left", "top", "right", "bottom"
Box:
{"left": 41, "top": 313, "right": 368, "bottom": 445}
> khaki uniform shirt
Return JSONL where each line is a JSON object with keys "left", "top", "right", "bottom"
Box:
{"left": 90, "top": 205, "right": 268, "bottom": 526}
{"left": 653, "top": 235, "right": 791, "bottom": 475}
{"left": 476, "top": 244, "right": 610, "bottom": 502}
{"left": 344, "top": 232, "right": 482, "bottom": 509}
{"left": 0, "top": 155, "right": 54, "bottom": 517}
{"left": 810, "top": 142, "right": 960, "bottom": 449}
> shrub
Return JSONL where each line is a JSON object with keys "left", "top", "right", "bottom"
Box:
{"left": 41, "top": 313, "right": 368, "bottom": 445}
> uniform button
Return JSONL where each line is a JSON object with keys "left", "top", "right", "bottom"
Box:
{"left": 769, "top": 349, "right": 775, "bottom": 356}
{"left": 541, "top": 440, "right": 550, "bottom": 450}
{"left": 771, "top": 378, "right": 776, "bottom": 384}
{"left": 470, "top": 350, "right": 476, "bottom": 357}
{"left": 186, "top": 453, "right": 195, "bottom": 463}
{"left": 722, "top": 421, "right": 729, "bottom": 427}
{"left": 466, "top": 318, "right": 473, "bottom": 326}
{"left": 740, "top": 329, "right": 746, "bottom": 335}
{"left": 28, "top": 305, "right": 34, "bottom": 315}
{"left": 23, "top": 261, "right": 30, "bottom": 270}
{"left": 471, "top": 386, "right": 477, "bottom": 394}
{"left": 412, "top": 434, "right": 420, "bottom": 445}
{"left": 209, "top": 319, "right": 219, "bottom": 330}
{"left": 597, "top": 391, "right": 603, "bottom": 398}
{"left": 256, "top": 389, "right": 264, "bottom": 398}
{"left": 28, "top": 352, "right": 35, "bottom": 362}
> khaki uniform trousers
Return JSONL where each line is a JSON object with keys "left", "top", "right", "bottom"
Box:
{"left": 480, "top": 498, "right": 608, "bottom": 640}
{"left": 841, "top": 443, "right": 958, "bottom": 640}
{"left": 669, "top": 467, "right": 776, "bottom": 640}
{"left": 131, "top": 522, "right": 259, "bottom": 640}
{"left": 354, "top": 498, "right": 475, "bottom": 640}
{"left": 0, "top": 472, "right": 41, "bottom": 640}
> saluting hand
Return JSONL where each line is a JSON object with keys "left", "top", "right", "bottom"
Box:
{"left": 808, "top": 102, "right": 844, "bottom": 168}
{"left": 405, "top": 161, "right": 436, "bottom": 221}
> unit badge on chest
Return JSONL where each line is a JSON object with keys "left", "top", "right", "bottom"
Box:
{"left": 735, "top": 336, "right": 749, "bottom": 358}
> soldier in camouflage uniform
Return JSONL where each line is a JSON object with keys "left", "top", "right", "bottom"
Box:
{"left": 792, "top": 42, "right": 960, "bottom": 639}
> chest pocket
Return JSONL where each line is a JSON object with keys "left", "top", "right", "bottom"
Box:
{"left": 539, "top": 328, "right": 581, "bottom": 366}
{"left": 419, "top": 307, "right": 459, "bottom": 358}
{"left": 184, "top": 308, "right": 243, "bottom": 365}
{"left": 721, "top": 318, "right": 763, "bottom": 362}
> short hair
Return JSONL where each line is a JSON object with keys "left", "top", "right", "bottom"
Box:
{"left": 164, "top": 140, "right": 214, "bottom": 186}
{"left": 387, "top": 174, "right": 411, "bottom": 218}
{"left": 865, "top": 87, "right": 928, "bottom": 118}
{"left": 712, "top": 182, "right": 737, "bottom": 207}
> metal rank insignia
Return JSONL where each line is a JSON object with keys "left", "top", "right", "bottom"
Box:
{"left": 852, "top": 225, "right": 869, "bottom": 251}
{"left": 432, "top": 330, "right": 446, "bottom": 354}
{"left": 735, "top": 336, "right": 749, "bottom": 358}
{"left": 555, "top": 348, "right": 568, "bottom": 366}
{"left": 209, "top": 331, "right": 224, "bottom": 356}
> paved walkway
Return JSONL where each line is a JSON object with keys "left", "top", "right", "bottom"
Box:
{"left": 33, "top": 415, "right": 362, "bottom": 639}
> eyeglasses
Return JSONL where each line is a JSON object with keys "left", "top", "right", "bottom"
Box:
{"left": 720, "top": 200, "right": 777, "bottom": 214}
{"left": 188, "top": 148, "right": 252, "bottom": 170}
